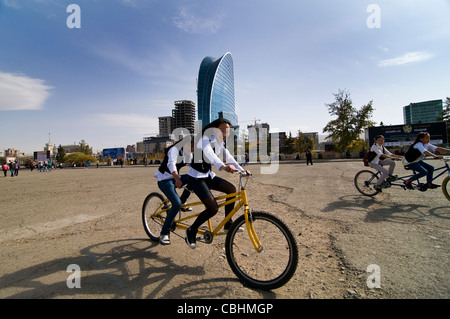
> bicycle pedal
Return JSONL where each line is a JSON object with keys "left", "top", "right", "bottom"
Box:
{"left": 197, "top": 231, "right": 213, "bottom": 243}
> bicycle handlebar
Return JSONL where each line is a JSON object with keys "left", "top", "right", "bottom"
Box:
{"left": 179, "top": 171, "right": 251, "bottom": 191}
{"left": 236, "top": 170, "right": 252, "bottom": 176}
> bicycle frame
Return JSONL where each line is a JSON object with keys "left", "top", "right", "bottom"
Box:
{"left": 151, "top": 173, "right": 263, "bottom": 252}
{"left": 372, "top": 158, "right": 450, "bottom": 188}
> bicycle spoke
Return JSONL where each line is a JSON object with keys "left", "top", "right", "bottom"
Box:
{"left": 142, "top": 174, "right": 298, "bottom": 290}
{"left": 354, "top": 170, "right": 379, "bottom": 196}
{"left": 142, "top": 193, "right": 166, "bottom": 241}
{"left": 226, "top": 212, "right": 298, "bottom": 290}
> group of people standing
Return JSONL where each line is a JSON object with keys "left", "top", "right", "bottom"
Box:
{"left": 2, "top": 161, "right": 65, "bottom": 177}
{"left": 2, "top": 161, "right": 19, "bottom": 177}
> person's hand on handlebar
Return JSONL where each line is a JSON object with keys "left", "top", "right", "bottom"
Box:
{"left": 236, "top": 169, "right": 252, "bottom": 176}
{"left": 221, "top": 164, "right": 238, "bottom": 173}
{"left": 221, "top": 165, "right": 251, "bottom": 176}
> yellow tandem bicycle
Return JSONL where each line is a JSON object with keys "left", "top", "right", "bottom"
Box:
{"left": 142, "top": 172, "right": 298, "bottom": 290}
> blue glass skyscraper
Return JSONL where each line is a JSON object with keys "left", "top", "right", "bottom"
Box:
{"left": 197, "top": 52, "right": 238, "bottom": 128}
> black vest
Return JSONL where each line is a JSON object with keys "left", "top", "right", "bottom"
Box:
{"left": 404, "top": 145, "right": 422, "bottom": 163}
{"left": 190, "top": 161, "right": 212, "bottom": 173}
{"left": 158, "top": 147, "right": 188, "bottom": 174}
{"left": 190, "top": 142, "right": 223, "bottom": 173}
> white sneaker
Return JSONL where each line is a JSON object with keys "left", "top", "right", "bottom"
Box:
{"left": 159, "top": 234, "right": 170, "bottom": 245}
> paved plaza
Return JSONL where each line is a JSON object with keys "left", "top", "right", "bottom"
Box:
{"left": 0, "top": 160, "right": 449, "bottom": 299}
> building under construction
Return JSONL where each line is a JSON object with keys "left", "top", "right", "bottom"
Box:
{"left": 172, "top": 100, "right": 196, "bottom": 134}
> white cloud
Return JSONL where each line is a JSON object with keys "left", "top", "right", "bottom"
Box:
{"left": 173, "top": 6, "right": 225, "bottom": 35}
{"left": 378, "top": 51, "right": 435, "bottom": 67}
{"left": 1, "top": 0, "right": 20, "bottom": 9}
{"left": 119, "top": 0, "right": 152, "bottom": 8}
{"left": 0, "top": 72, "right": 53, "bottom": 111}
{"left": 1, "top": 0, "right": 61, "bottom": 9}
{"left": 96, "top": 113, "right": 158, "bottom": 135}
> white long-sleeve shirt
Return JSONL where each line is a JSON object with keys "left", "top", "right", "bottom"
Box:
{"left": 188, "top": 134, "right": 244, "bottom": 179}
{"left": 153, "top": 146, "right": 192, "bottom": 181}
{"left": 370, "top": 143, "right": 392, "bottom": 165}
{"left": 402, "top": 142, "right": 438, "bottom": 165}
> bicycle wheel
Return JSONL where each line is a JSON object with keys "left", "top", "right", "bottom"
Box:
{"left": 225, "top": 211, "right": 298, "bottom": 290}
{"left": 142, "top": 192, "right": 167, "bottom": 241}
{"left": 442, "top": 176, "right": 450, "bottom": 201}
{"left": 354, "top": 170, "right": 380, "bottom": 196}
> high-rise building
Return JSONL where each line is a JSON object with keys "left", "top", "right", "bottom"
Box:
{"left": 173, "top": 100, "right": 196, "bottom": 134}
{"left": 158, "top": 116, "right": 173, "bottom": 137}
{"left": 403, "top": 99, "right": 443, "bottom": 124}
{"left": 197, "top": 52, "right": 238, "bottom": 128}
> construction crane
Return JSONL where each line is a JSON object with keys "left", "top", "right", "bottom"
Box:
{"left": 240, "top": 118, "right": 261, "bottom": 127}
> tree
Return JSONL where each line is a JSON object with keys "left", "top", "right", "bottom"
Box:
{"left": 283, "top": 132, "right": 297, "bottom": 154}
{"left": 77, "top": 140, "right": 92, "bottom": 155}
{"left": 296, "top": 130, "right": 313, "bottom": 153}
{"left": 64, "top": 152, "right": 97, "bottom": 165}
{"left": 443, "top": 97, "right": 450, "bottom": 143}
{"left": 323, "top": 89, "right": 375, "bottom": 153}
{"left": 56, "top": 144, "right": 66, "bottom": 163}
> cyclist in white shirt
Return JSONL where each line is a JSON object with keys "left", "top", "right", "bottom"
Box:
{"left": 403, "top": 132, "right": 450, "bottom": 189}
{"left": 369, "top": 135, "right": 402, "bottom": 192}
{"left": 154, "top": 138, "right": 193, "bottom": 245}
{"left": 185, "top": 118, "right": 250, "bottom": 249}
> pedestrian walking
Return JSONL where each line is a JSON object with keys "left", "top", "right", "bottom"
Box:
{"left": 14, "top": 162, "right": 19, "bottom": 176}
{"left": 2, "top": 163, "right": 8, "bottom": 177}
{"left": 9, "top": 161, "right": 15, "bottom": 177}
{"left": 306, "top": 148, "right": 313, "bottom": 165}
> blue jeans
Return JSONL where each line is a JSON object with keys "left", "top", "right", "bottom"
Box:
{"left": 406, "top": 160, "right": 435, "bottom": 184}
{"left": 157, "top": 175, "right": 190, "bottom": 235}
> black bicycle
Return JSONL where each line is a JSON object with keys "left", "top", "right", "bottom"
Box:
{"left": 354, "top": 157, "right": 450, "bottom": 201}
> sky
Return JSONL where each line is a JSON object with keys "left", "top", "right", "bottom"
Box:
{"left": 1, "top": 0, "right": 449, "bottom": 155}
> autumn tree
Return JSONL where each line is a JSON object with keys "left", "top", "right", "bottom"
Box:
{"left": 77, "top": 140, "right": 93, "bottom": 155}
{"left": 323, "top": 89, "right": 375, "bottom": 153}
{"left": 443, "top": 97, "right": 450, "bottom": 143}
{"left": 283, "top": 132, "right": 297, "bottom": 154}
{"left": 64, "top": 152, "right": 97, "bottom": 165}
{"left": 296, "top": 130, "right": 313, "bottom": 152}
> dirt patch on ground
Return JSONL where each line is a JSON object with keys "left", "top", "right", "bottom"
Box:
{"left": 1, "top": 161, "right": 448, "bottom": 299}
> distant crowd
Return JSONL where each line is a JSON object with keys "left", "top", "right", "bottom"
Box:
{"left": 2, "top": 160, "right": 20, "bottom": 177}
{"left": 2, "top": 160, "right": 65, "bottom": 177}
